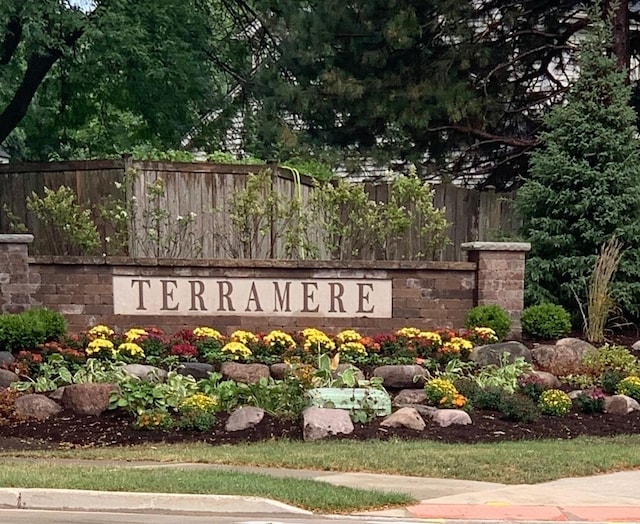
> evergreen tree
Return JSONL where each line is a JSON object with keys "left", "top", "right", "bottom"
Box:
{"left": 517, "top": 12, "right": 640, "bottom": 319}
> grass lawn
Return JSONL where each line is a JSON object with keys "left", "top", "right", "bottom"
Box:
{"left": 4, "top": 435, "right": 640, "bottom": 484}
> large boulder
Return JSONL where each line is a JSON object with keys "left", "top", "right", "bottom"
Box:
{"left": 122, "top": 364, "right": 167, "bottom": 381}
{"left": 14, "top": 394, "right": 62, "bottom": 421}
{"left": 380, "top": 407, "right": 426, "bottom": 431}
{"left": 270, "top": 363, "right": 290, "bottom": 380}
{"left": 178, "top": 362, "right": 214, "bottom": 380}
{"left": 0, "top": 368, "right": 19, "bottom": 388}
{"left": 604, "top": 395, "right": 640, "bottom": 415}
{"left": 531, "top": 338, "right": 596, "bottom": 374}
{"left": 530, "top": 370, "right": 562, "bottom": 389}
{"left": 302, "top": 406, "right": 354, "bottom": 441}
{"left": 393, "top": 389, "right": 428, "bottom": 406}
{"left": 373, "top": 365, "right": 426, "bottom": 388}
{"left": 225, "top": 406, "right": 265, "bottom": 432}
{"left": 220, "top": 362, "right": 270, "bottom": 384}
{"left": 469, "top": 341, "right": 532, "bottom": 367}
{"left": 62, "top": 383, "right": 115, "bottom": 415}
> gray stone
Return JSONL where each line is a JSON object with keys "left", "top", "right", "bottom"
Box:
{"left": 220, "top": 362, "right": 270, "bottom": 384}
{"left": 531, "top": 370, "right": 561, "bottom": 389}
{"left": 469, "top": 341, "right": 532, "bottom": 367}
{"left": 0, "top": 351, "right": 15, "bottom": 367}
{"left": 225, "top": 406, "right": 265, "bottom": 432}
{"left": 380, "top": 407, "right": 426, "bottom": 431}
{"left": 123, "top": 364, "right": 167, "bottom": 381}
{"left": 48, "top": 387, "right": 65, "bottom": 401}
{"left": 178, "top": 362, "right": 214, "bottom": 380}
{"left": 393, "top": 389, "right": 428, "bottom": 406}
{"left": 373, "top": 365, "right": 426, "bottom": 388}
{"left": 0, "top": 368, "right": 19, "bottom": 388}
{"left": 270, "top": 363, "right": 290, "bottom": 380}
{"left": 604, "top": 395, "right": 640, "bottom": 415}
{"left": 423, "top": 408, "right": 472, "bottom": 428}
{"left": 62, "top": 383, "right": 115, "bottom": 415}
{"left": 14, "top": 394, "right": 62, "bottom": 421}
{"left": 632, "top": 340, "right": 640, "bottom": 352}
{"left": 302, "top": 406, "right": 354, "bottom": 441}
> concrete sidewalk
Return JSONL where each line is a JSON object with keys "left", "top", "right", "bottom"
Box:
{"left": 2, "top": 458, "right": 640, "bottom": 521}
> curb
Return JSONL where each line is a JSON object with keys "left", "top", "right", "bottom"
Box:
{"left": 0, "top": 488, "right": 312, "bottom": 516}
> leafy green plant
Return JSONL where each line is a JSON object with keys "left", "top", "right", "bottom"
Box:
{"left": 133, "top": 409, "right": 174, "bottom": 430}
{"left": 241, "top": 376, "right": 308, "bottom": 421}
{"left": 517, "top": 374, "right": 548, "bottom": 402}
{"left": 10, "top": 353, "right": 73, "bottom": 392}
{"left": 616, "top": 375, "right": 640, "bottom": 401}
{"left": 498, "top": 393, "right": 540, "bottom": 422}
{"left": 465, "top": 305, "right": 511, "bottom": 341}
{"left": 599, "top": 369, "right": 627, "bottom": 394}
{"left": 575, "top": 387, "right": 605, "bottom": 414}
{"left": 26, "top": 186, "right": 101, "bottom": 255}
{"left": 538, "top": 389, "right": 572, "bottom": 416}
{"left": 473, "top": 386, "right": 506, "bottom": 411}
{"left": 472, "top": 354, "right": 533, "bottom": 393}
{"left": 0, "top": 308, "right": 66, "bottom": 353}
{"left": 521, "top": 303, "right": 572, "bottom": 339}
{"left": 175, "top": 393, "right": 218, "bottom": 431}
{"left": 582, "top": 345, "right": 639, "bottom": 376}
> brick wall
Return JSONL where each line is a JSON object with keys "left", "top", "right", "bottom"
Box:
{"left": 0, "top": 236, "right": 530, "bottom": 337}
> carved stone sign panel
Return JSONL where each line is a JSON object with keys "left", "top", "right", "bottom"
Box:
{"left": 113, "top": 276, "right": 392, "bottom": 317}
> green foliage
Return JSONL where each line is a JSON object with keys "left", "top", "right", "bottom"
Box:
{"left": 10, "top": 353, "right": 73, "bottom": 393}
{"left": 473, "top": 386, "right": 507, "bottom": 411}
{"left": 0, "top": 308, "right": 66, "bottom": 353}
{"left": 575, "top": 387, "right": 605, "bottom": 414}
{"left": 517, "top": 374, "right": 549, "bottom": 402}
{"left": 521, "top": 304, "right": 572, "bottom": 339}
{"left": 133, "top": 409, "right": 175, "bottom": 431}
{"left": 538, "top": 389, "right": 572, "bottom": 416}
{"left": 26, "top": 186, "right": 101, "bottom": 256}
{"left": 240, "top": 376, "right": 308, "bottom": 421}
{"left": 517, "top": 13, "right": 640, "bottom": 319}
{"left": 472, "top": 354, "right": 533, "bottom": 394}
{"left": 175, "top": 393, "right": 218, "bottom": 431}
{"left": 424, "top": 378, "right": 465, "bottom": 409}
{"left": 312, "top": 169, "right": 449, "bottom": 260}
{"left": 498, "top": 393, "right": 540, "bottom": 423}
{"left": 582, "top": 345, "right": 640, "bottom": 376}
{"left": 616, "top": 375, "right": 640, "bottom": 401}
{"left": 599, "top": 369, "right": 627, "bottom": 394}
{"left": 464, "top": 305, "right": 511, "bottom": 341}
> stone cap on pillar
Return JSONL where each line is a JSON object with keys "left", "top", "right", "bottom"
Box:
{"left": 0, "top": 234, "right": 34, "bottom": 244}
{"left": 461, "top": 241, "right": 531, "bottom": 252}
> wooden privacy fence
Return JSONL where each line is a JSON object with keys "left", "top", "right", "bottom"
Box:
{"left": 0, "top": 158, "right": 519, "bottom": 261}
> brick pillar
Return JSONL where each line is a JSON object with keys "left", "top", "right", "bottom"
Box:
{"left": 461, "top": 241, "right": 531, "bottom": 338}
{"left": 0, "top": 234, "right": 39, "bottom": 314}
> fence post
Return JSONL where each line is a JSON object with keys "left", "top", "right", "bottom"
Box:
{"left": 461, "top": 241, "right": 531, "bottom": 338}
{"left": 0, "top": 234, "right": 38, "bottom": 314}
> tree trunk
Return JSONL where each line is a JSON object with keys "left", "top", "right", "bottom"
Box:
{"left": 604, "top": 0, "right": 630, "bottom": 76}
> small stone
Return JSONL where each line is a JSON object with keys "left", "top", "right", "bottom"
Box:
{"left": 225, "top": 406, "right": 265, "bottom": 432}
{"left": 393, "top": 389, "right": 428, "bottom": 406}
{"left": 380, "top": 407, "right": 426, "bottom": 431}
{"left": 302, "top": 406, "right": 354, "bottom": 441}
{"left": 14, "top": 394, "right": 62, "bottom": 421}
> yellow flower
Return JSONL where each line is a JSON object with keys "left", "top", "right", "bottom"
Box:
{"left": 229, "top": 330, "right": 258, "bottom": 345}
{"left": 88, "top": 324, "right": 114, "bottom": 339}
{"left": 86, "top": 338, "right": 115, "bottom": 357}
{"left": 264, "top": 330, "right": 296, "bottom": 350}
{"left": 180, "top": 393, "right": 218, "bottom": 413}
{"left": 124, "top": 328, "right": 147, "bottom": 342}
{"left": 338, "top": 341, "right": 367, "bottom": 354}
{"left": 301, "top": 328, "right": 335, "bottom": 352}
{"left": 193, "top": 327, "right": 223, "bottom": 340}
{"left": 221, "top": 341, "right": 252, "bottom": 358}
{"left": 118, "top": 342, "right": 145, "bottom": 358}
{"left": 335, "top": 329, "right": 362, "bottom": 344}
{"left": 440, "top": 337, "right": 473, "bottom": 354}
{"left": 396, "top": 327, "right": 421, "bottom": 338}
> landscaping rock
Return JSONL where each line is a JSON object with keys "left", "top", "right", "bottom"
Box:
{"left": 270, "top": 363, "right": 289, "bottom": 380}
{"left": 393, "top": 389, "right": 427, "bottom": 406}
{"left": 123, "top": 364, "right": 167, "bottom": 382}
{"left": 14, "top": 394, "right": 62, "bottom": 421}
{"left": 380, "top": 407, "right": 426, "bottom": 431}
{"left": 604, "top": 395, "right": 640, "bottom": 415}
{"left": 531, "top": 338, "right": 595, "bottom": 374}
{"left": 48, "top": 387, "right": 65, "bottom": 401}
{"left": 420, "top": 406, "right": 472, "bottom": 427}
{"left": 225, "top": 406, "right": 265, "bottom": 432}
{"left": 221, "top": 362, "right": 270, "bottom": 384}
{"left": 178, "top": 362, "right": 214, "bottom": 380}
{"left": 62, "top": 383, "right": 115, "bottom": 415}
{"left": 302, "top": 406, "right": 354, "bottom": 441}
{"left": 0, "top": 368, "right": 19, "bottom": 388}
{"left": 372, "top": 365, "right": 425, "bottom": 388}
{"left": 531, "top": 370, "right": 562, "bottom": 389}
{"left": 0, "top": 351, "right": 14, "bottom": 367}
{"left": 633, "top": 340, "right": 640, "bottom": 352}
{"left": 469, "top": 341, "right": 532, "bottom": 367}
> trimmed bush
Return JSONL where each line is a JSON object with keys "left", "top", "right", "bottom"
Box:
{"left": 498, "top": 393, "right": 540, "bottom": 422}
{"left": 465, "top": 305, "right": 511, "bottom": 341}
{"left": 0, "top": 307, "right": 67, "bottom": 353}
{"left": 521, "top": 303, "right": 571, "bottom": 339}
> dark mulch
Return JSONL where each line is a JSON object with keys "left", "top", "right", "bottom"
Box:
{"left": 1, "top": 407, "right": 640, "bottom": 452}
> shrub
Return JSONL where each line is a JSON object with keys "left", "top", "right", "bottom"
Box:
{"left": 473, "top": 386, "right": 507, "bottom": 411}
{"left": 600, "top": 369, "right": 627, "bottom": 394}
{"left": 0, "top": 308, "right": 66, "bottom": 353}
{"left": 176, "top": 393, "right": 218, "bottom": 431}
{"left": 424, "top": 378, "right": 466, "bottom": 409}
{"left": 538, "top": 389, "right": 572, "bottom": 416}
{"left": 465, "top": 305, "right": 511, "bottom": 341}
{"left": 575, "top": 387, "right": 605, "bottom": 414}
{"left": 521, "top": 303, "right": 571, "bottom": 339}
{"left": 616, "top": 376, "right": 640, "bottom": 402}
{"left": 518, "top": 374, "right": 548, "bottom": 402}
{"left": 582, "top": 345, "right": 639, "bottom": 376}
{"left": 498, "top": 393, "right": 540, "bottom": 422}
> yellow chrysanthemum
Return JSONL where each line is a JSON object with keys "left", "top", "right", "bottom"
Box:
{"left": 221, "top": 341, "right": 252, "bottom": 358}
{"left": 124, "top": 328, "right": 147, "bottom": 342}
{"left": 264, "top": 330, "right": 296, "bottom": 350}
{"left": 396, "top": 327, "right": 421, "bottom": 338}
{"left": 229, "top": 330, "right": 258, "bottom": 345}
{"left": 335, "top": 329, "right": 362, "bottom": 344}
{"left": 193, "top": 327, "right": 223, "bottom": 340}
{"left": 338, "top": 341, "right": 367, "bottom": 354}
{"left": 118, "top": 342, "right": 145, "bottom": 358}
{"left": 88, "top": 324, "right": 114, "bottom": 339}
{"left": 86, "top": 338, "right": 115, "bottom": 357}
